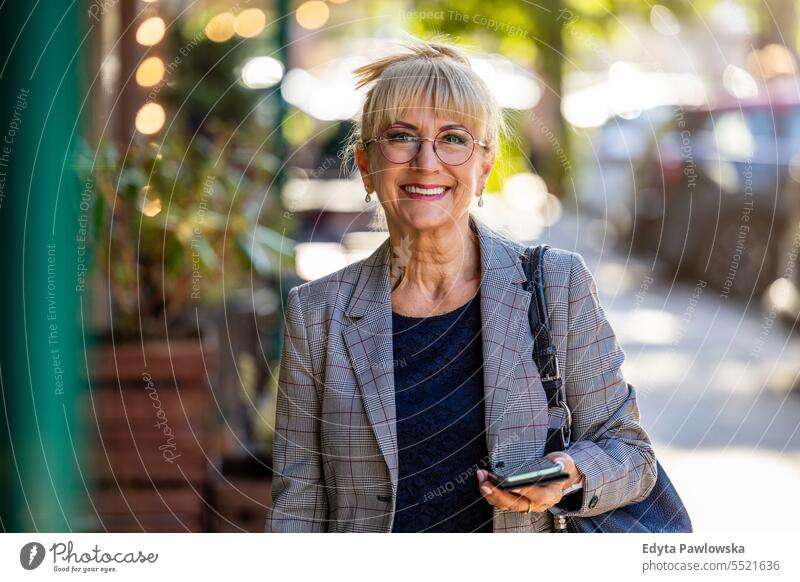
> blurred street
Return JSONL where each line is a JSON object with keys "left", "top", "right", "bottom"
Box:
{"left": 4, "top": 0, "right": 800, "bottom": 539}
{"left": 531, "top": 209, "right": 800, "bottom": 533}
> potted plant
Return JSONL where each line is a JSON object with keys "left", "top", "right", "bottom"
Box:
{"left": 76, "top": 121, "right": 293, "bottom": 531}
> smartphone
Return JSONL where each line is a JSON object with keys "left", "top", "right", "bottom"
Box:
{"left": 488, "top": 458, "right": 569, "bottom": 490}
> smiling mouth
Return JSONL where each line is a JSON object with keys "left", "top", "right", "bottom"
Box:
{"left": 400, "top": 184, "right": 451, "bottom": 196}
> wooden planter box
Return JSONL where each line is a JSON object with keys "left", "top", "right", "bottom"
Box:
{"left": 210, "top": 477, "right": 272, "bottom": 533}
{"left": 87, "top": 486, "right": 206, "bottom": 533}
{"left": 81, "top": 337, "right": 218, "bottom": 532}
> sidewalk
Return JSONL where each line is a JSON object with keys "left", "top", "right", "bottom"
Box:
{"left": 527, "top": 210, "right": 800, "bottom": 532}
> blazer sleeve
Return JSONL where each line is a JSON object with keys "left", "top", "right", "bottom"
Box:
{"left": 265, "top": 285, "right": 329, "bottom": 532}
{"left": 549, "top": 252, "right": 657, "bottom": 518}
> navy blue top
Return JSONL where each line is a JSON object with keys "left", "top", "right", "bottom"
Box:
{"left": 390, "top": 291, "right": 493, "bottom": 533}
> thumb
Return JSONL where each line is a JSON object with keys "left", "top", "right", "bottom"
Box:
{"left": 546, "top": 452, "right": 567, "bottom": 470}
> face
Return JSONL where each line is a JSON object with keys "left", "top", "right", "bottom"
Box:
{"left": 355, "top": 104, "right": 495, "bottom": 237}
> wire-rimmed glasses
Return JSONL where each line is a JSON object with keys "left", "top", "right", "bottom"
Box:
{"left": 362, "top": 126, "right": 489, "bottom": 166}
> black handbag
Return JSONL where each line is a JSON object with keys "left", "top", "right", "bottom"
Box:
{"left": 522, "top": 245, "right": 693, "bottom": 533}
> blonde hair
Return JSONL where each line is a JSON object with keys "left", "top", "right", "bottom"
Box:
{"left": 347, "top": 36, "right": 508, "bottom": 171}
{"left": 348, "top": 39, "right": 508, "bottom": 167}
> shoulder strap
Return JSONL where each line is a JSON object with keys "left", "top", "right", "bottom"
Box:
{"left": 522, "top": 245, "right": 571, "bottom": 453}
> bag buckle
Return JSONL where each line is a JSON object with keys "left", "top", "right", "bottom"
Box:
{"left": 559, "top": 400, "right": 572, "bottom": 445}
{"left": 538, "top": 345, "right": 561, "bottom": 382}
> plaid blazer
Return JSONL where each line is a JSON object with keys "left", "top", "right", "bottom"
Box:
{"left": 266, "top": 215, "right": 657, "bottom": 533}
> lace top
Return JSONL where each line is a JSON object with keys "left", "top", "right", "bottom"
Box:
{"left": 390, "top": 291, "right": 493, "bottom": 532}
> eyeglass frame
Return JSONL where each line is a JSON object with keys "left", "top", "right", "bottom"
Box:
{"left": 361, "top": 126, "right": 490, "bottom": 167}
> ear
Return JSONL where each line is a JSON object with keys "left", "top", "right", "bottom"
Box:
{"left": 478, "top": 149, "right": 496, "bottom": 186}
{"left": 355, "top": 144, "right": 373, "bottom": 191}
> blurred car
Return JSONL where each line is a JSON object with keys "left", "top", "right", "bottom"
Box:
{"left": 629, "top": 80, "right": 800, "bottom": 300}
{"left": 579, "top": 106, "right": 677, "bottom": 240}
{"left": 629, "top": 106, "right": 710, "bottom": 274}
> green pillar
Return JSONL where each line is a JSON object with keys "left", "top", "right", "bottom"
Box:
{"left": 0, "top": 1, "right": 86, "bottom": 531}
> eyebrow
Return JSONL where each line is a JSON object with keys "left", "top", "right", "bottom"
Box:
{"left": 389, "top": 121, "right": 469, "bottom": 131}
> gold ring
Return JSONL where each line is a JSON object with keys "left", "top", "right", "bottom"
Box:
{"left": 525, "top": 498, "right": 534, "bottom": 514}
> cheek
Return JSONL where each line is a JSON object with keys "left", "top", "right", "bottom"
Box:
{"left": 373, "top": 166, "right": 401, "bottom": 193}
{"left": 454, "top": 171, "right": 480, "bottom": 194}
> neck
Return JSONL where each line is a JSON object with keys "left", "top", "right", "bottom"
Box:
{"left": 388, "top": 219, "right": 481, "bottom": 298}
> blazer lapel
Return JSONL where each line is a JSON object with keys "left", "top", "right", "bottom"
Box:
{"left": 340, "top": 216, "right": 533, "bottom": 492}
{"left": 470, "top": 217, "right": 532, "bottom": 459}
{"left": 341, "top": 237, "right": 399, "bottom": 492}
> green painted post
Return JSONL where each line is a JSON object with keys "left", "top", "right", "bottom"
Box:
{"left": 0, "top": 1, "right": 86, "bottom": 531}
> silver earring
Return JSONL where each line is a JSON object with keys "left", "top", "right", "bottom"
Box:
{"left": 365, "top": 190, "right": 372, "bottom": 203}
{"left": 477, "top": 192, "right": 484, "bottom": 207}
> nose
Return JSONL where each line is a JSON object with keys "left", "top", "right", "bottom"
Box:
{"left": 410, "top": 138, "right": 441, "bottom": 170}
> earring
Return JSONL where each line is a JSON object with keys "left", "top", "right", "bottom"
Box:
{"left": 477, "top": 191, "right": 484, "bottom": 207}
{"left": 365, "top": 190, "right": 372, "bottom": 203}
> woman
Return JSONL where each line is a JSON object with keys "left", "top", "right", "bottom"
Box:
{"left": 266, "top": 40, "right": 657, "bottom": 533}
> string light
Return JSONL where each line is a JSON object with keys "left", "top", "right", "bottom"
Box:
{"left": 205, "top": 12, "right": 235, "bottom": 42}
{"left": 235, "top": 9, "right": 266, "bottom": 38}
{"left": 135, "top": 56, "right": 165, "bottom": 87}
{"left": 135, "top": 103, "right": 166, "bottom": 135}
{"left": 136, "top": 16, "right": 166, "bottom": 46}
{"left": 296, "top": 1, "right": 329, "bottom": 30}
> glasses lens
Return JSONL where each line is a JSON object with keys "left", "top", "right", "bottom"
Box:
{"left": 435, "top": 129, "right": 474, "bottom": 165}
{"left": 379, "top": 129, "right": 419, "bottom": 163}
{"left": 376, "top": 128, "right": 476, "bottom": 165}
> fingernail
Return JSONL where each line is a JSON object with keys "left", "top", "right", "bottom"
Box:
{"left": 477, "top": 469, "right": 486, "bottom": 480}
{"left": 480, "top": 485, "right": 492, "bottom": 496}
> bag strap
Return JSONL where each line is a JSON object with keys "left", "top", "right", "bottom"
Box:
{"left": 522, "top": 245, "right": 571, "bottom": 454}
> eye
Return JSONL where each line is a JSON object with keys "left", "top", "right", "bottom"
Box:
{"left": 385, "top": 131, "right": 417, "bottom": 143}
{"left": 439, "top": 132, "right": 468, "bottom": 146}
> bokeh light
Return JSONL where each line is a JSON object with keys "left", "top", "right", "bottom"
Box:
{"left": 135, "top": 16, "right": 166, "bottom": 46}
{"left": 235, "top": 8, "right": 266, "bottom": 38}
{"left": 134, "top": 102, "right": 166, "bottom": 134}
{"left": 296, "top": 1, "right": 330, "bottom": 30}
{"left": 135, "top": 56, "right": 165, "bottom": 87}
{"left": 241, "top": 56, "right": 284, "bottom": 89}
{"left": 205, "top": 12, "right": 235, "bottom": 42}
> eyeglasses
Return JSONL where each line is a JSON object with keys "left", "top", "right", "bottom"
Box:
{"left": 362, "top": 126, "right": 489, "bottom": 166}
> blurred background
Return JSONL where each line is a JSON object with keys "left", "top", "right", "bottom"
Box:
{"left": 1, "top": 0, "right": 799, "bottom": 534}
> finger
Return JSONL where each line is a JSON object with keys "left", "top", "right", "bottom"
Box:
{"left": 477, "top": 469, "right": 500, "bottom": 488}
{"left": 479, "top": 480, "right": 502, "bottom": 505}
{"left": 511, "top": 481, "right": 562, "bottom": 498}
{"left": 546, "top": 452, "right": 575, "bottom": 474}
{"left": 510, "top": 484, "right": 563, "bottom": 511}
{"left": 480, "top": 483, "right": 529, "bottom": 511}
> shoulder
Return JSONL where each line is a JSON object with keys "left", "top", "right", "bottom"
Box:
{"left": 479, "top": 219, "right": 583, "bottom": 277}
{"left": 286, "top": 238, "right": 388, "bottom": 317}
{"left": 542, "top": 246, "right": 580, "bottom": 278}
{"left": 504, "top": 235, "right": 588, "bottom": 287}
{"left": 290, "top": 258, "right": 364, "bottom": 304}
{"left": 512, "top": 241, "right": 600, "bottom": 318}
{"left": 537, "top": 247, "right": 599, "bottom": 301}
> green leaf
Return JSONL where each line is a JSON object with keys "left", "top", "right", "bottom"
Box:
{"left": 193, "top": 235, "right": 219, "bottom": 270}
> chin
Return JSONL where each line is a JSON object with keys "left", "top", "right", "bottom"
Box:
{"left": 397, "top": 205, "right": 462, "bottom": 233}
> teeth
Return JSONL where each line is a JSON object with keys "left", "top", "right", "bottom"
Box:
{"left": 402, "top": 185, "right": 448, "bottom": 195}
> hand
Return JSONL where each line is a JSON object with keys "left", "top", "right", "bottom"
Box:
{"left": 476, "top": 452, "right": 582, "bottom": 514}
